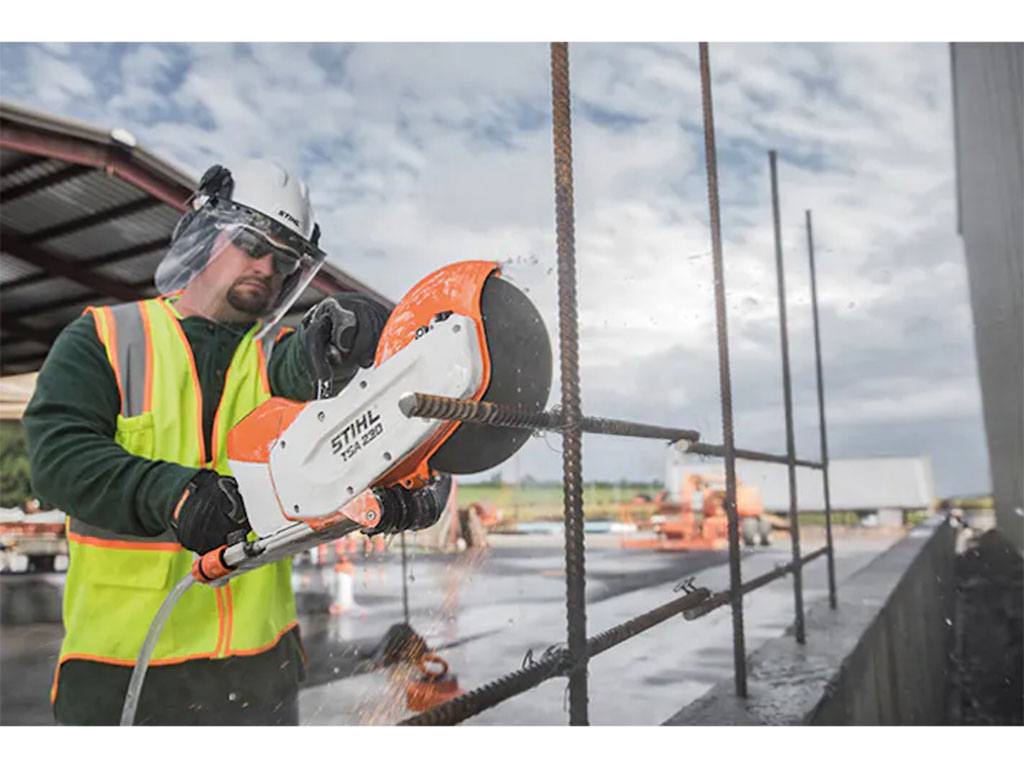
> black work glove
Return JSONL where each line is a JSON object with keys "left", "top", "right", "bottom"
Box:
{"left": 368, "top": 474, "right": 452, "bottom": 535}
{"left": 301, "top": 293, "right": 391, "bottom": 398}
{"left": 170, "top": 470, "right": 251, "bottom": 554}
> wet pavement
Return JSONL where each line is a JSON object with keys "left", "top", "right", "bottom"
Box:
{"left": 0, "top": 530, "right": 897, "bottom": 725}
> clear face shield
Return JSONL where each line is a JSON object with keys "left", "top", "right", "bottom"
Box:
{"left": 155, "top": 201, "right": 325, "bottom": 339}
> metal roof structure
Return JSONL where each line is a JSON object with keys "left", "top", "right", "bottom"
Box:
{"left": 0, "top": 100, "right": 390, "bottom": 376}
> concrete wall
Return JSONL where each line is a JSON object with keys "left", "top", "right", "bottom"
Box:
{"left": 950, "top": 43, "right": 1024, "bottom": 554}
{"left": 665, "top": 516, "right": 956, "bottom": 725}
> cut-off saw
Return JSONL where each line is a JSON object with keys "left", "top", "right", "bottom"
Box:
{"left": 198, "top": 259, "right": 551, "bottom": 581}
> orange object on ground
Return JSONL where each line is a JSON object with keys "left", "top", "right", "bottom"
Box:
{"left": 406, "top": 653, "right": 464, "bottom": 712}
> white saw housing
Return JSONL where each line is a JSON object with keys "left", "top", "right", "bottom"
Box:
{"left": 229, "top": 312, "right": 484, "bottom": 537}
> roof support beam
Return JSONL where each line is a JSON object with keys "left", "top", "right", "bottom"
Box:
{"left": 0, "top": 121, "right": 190, "bottom": 211}
{"left": 0, "top": 228, "right": 144, "bottom": 302}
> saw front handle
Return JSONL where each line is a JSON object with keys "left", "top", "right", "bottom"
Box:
{"left": 189, "top": 477, "right": 450, "bottom": 585}
{"left": 190, "top": 516, "right": 365, "bottom": 586}
{"left": 190, "top": 492, "right": 376, "bottom": 584}
{"left": 192, "top": 545, "right": 233, "bottom": 583}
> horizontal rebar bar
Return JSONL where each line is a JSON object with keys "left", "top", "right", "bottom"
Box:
{"left": 682, "top": 546, "right": 829, "bottom": 620}
{"left": 398, "top": 586, "right": 711, "bottom": 726}
{"left": 399, "top": 645, "right": 569, "bottom": 727}
{"left": 399, "top": 392, "right": 701, "bottom": 443}
{"left": 399, "top": 394, "right": 826, "bottom": 469}
{"left": 688, "top": 441, "right": 823, "bottom": 470}
{"left": 585, "top": 586, "right": 712, "bottom": 658}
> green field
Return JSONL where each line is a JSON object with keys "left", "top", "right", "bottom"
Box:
{"left": 454, "top": 482, "right": 916, "bottom": 527}
{"left": 454, "top": 482, "right": 663, "bottom": 523}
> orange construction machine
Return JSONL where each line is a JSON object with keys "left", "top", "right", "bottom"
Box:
{"left": 621, "top": 473, "right": 772, "bottom": 551}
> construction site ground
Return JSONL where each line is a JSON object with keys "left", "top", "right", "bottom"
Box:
{"left": 0, "top": 526, "right": 901, "bottom": 725}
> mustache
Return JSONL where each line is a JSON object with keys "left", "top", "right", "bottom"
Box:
{"left": 233, "top": 276, "right": 273, "bottom": 290}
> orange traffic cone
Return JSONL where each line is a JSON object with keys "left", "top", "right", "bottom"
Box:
{"left": 328, "top": 558, "right": 358, "bottom": 615}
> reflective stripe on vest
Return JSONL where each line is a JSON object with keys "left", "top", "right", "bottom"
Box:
{"left": 55, "top": 298, "right": 296, "bottom": 701}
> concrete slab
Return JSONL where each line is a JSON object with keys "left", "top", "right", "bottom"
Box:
{"left": 295, "top": 532, "right": 894, "bottom": 725}
{"left": 0, "top": 530, "right": 898, "bottom": 725}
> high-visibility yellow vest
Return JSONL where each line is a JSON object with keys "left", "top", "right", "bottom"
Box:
{"left": 52, "top": 297, "right": 297, "bottom": 702}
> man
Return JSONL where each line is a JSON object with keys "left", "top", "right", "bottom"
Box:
{"left": 24, "top": 159, "right": 404, "bottom": 725}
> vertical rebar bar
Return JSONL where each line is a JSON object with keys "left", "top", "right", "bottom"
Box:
{"left": 805, "top": 210, "right": 837, "bottom": 609}
{"left": 699, "top": 42, "right": 747, "bottom": 697}
{"left": 400, "top": 531, "right": 410, "bottom": 624}
{"left": 768, "top": 150, "right": 805, "bottom": 644}
{"left": 550, "top": 41, "right": 589, "bottom": 725}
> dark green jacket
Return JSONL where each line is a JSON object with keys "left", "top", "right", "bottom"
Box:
{"left": 24, "top": 311, "right": 320, "bottom": 725}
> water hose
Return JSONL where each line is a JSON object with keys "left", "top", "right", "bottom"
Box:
{"left": 119, "top": 572, "right": 197, "bottom": 725}
{"left": 118, "top": 516, "right": 363, "bottom": 725}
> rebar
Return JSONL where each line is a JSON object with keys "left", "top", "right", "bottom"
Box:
{"left": 400, "top": 644, "right": 570, "bottom": 726}
{"left": 682, "top": 546, "right": 829, "bottom": 620}
{"left": 699, "top": 41, "right": 747, "bottom": 698}
{"left": 688, "top": 440, "right": 823, "bottom": 469}
{"left": 768, "top": 149, "right": 805, "bottom": 644}
{"left": 399, "top": 586, "right": 710, "bottom": 726}
{"left": 398, "top": 43, "right": 838, "bottom": 729}
{"left": 586, "top": 586, "right": 711, "bottom": 657}
{"left": 399, "top": 392, "right": 700, "bottom": 443}
{"left": 400, "top": 531, "right": 410, "bottom": 624}
{"left": 806, "top": 210, "right": 838, "bottom": 609}
{"left": 550, "top": 40, "right": 589, "bottom": 725}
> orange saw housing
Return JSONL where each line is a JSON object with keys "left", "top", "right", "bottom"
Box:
{"left": 373, "top": 260, "right": 500, "bottom": 490}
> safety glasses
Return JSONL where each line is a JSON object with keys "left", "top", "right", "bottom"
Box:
{"left": 233, "top": 227, "right": 304, "bottom": 277}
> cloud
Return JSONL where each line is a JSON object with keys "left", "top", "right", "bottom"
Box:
{"left": 0, "top": 42, "right": 989, "bottom": 496}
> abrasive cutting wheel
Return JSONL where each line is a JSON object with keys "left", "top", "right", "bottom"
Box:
{"left": 431, "top": 273, "right": 552, "bottom": 473}
{"left": 372, "top": 260, "right": 553, "bottom": 483}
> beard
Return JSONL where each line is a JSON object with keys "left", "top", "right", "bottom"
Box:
{"left": 226, "top": 278, "right": 275, "bottom": 317}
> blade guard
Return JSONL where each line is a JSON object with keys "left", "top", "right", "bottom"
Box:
{"left": 372, "top": 260, "right": 499, "bottom": 490}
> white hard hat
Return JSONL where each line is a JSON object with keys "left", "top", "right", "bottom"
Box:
{"left": 228, "top": 159, "right": 318, "bottom": 243}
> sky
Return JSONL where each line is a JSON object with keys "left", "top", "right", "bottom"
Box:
{"left": 0, "top": 42, "right": 991, "bottom": 497}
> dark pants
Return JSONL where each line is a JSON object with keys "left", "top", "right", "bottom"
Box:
{"left": 54, "top": 630, "right": 305, "bottom": 725}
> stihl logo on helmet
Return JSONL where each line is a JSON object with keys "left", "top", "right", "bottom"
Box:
{"left": 279, "top": 209, "right": 301, "bottom": 227}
